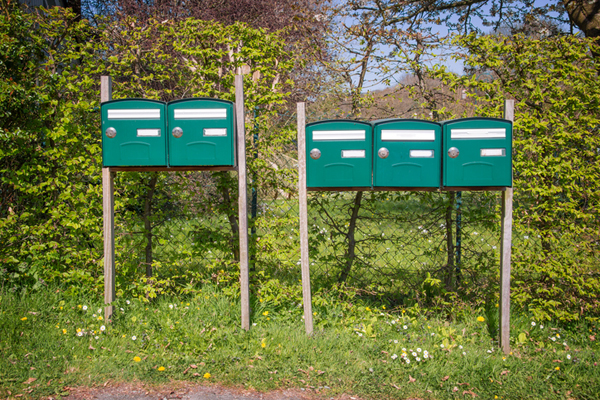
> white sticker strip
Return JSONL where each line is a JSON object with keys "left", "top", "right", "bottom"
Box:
{"left": 382, "top": 130, "right": 435, "bottom": 141}
{"left": 341, "top": 150, "right": 365, "bottom": 158}
{"left": 204, "top": 128, "right": 227, "bottom": 137}
{"left": 313, "top": 130, "right": 365, "bottom": 141}
{"left": 410, "top": 150, "right": 434, "bottom": 158}
{"left": 108, "top": 109, "right": 161, "bottom": 120}
{"left": 174, "top": 109, "right": 227, "bottom": 119}
{"left": 137, "top": 129, "right": 161, "bottom": 137}
{"left": 451, "top": 128, "right": 506, "bottom": 139}
{"left": 481, "top": 148, "right": 506, "bottom": 157}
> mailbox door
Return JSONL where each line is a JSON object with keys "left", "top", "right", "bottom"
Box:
{"left": 373, "top": 119, "right": 441, "bottom": 188}
{"left": 101, "top": 99, "right": 167, "bottom": 167}
{"left": 167, "top": 98, "right": 235, "bottom": 167}
{"left": 306, "top": 120, "right": 372, "bottom": 188}
{"left": 443, "top": 118, "right": 512, "bottom": 187}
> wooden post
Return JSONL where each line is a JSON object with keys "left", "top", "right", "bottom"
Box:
{"left": 101, "top": 76, "right": 115, "bottom": 322}
{"left": 500, "top": 99, "right": 515, "bottom": 354}
{"left": 297, "top": 102, "right": 313, "bottom": 335}
{"left": 236, "top": 75, "right": 250, "bottom": 331}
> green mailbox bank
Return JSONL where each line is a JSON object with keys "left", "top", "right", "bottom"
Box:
{"left": 372, "top": 119, "right": 441, "bottom": 188}
{"left": 167, "top": 98, "right": 235, "bottom": 167}
{"left": 101, "top": 99, "right": 167, "bottom": 167}
{"left": 306, "top": 120, "right": 372, "bottom": 188}
{"left": 442, "top": 118, "right": 512, "bottom": 188}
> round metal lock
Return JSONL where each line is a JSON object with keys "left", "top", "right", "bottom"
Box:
{"left": 172, "top": 127, "right": 183, "bottom": 138}
{"left": 448, "top": 147, "right": 459, "bottom": 158}
{"left": 378, "top": 147, "right": 389, "bottom": 159}
{"left": 310, "top": 148, "right": 321, "bottom": 160}
{"left": 105, "top": 127, "right": 117, "bottom": 138}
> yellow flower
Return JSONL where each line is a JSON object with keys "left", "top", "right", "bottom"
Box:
{"left": 122, "top": 334, "right": 126, "bottom": 338}
{"left": 555, "top": 366, "right": 560, "bottom": 371}
{"left": 133, "top": 356, "right": 141, "bottom": 362}
{"left": 262, "top": 311, "right": 269, "bottom": 316}
{"left": 261, "top": 338, "right": 267, "bottom": 348}
{"left": 477, "top": 316, "right": 485, "bottom": 322}
{"left": 313, "top": 312, "right": 317, "bottom": 316}
{"left": 20, "top": 317, "right": 27, "bottom": 321}
{"left": 97, "top": 316, "right": 103, "bottom": 321}
{"left": 382, "top": 305, "right": 386, "bottom": 310}
{"left": 62, "top": 329, "right": 67, "bottom": 334}
{"left": 204, "top": 373, "right": 211, "bottom": 379}
{"left": 158, "top": 366, "right": 165, "bottom": 371}
{"left": 78, "top": 305, "right": 82, "bottom": 309}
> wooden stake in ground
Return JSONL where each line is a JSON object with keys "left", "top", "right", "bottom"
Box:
{"left": 500, "top": 99, "right": 515, "bottom": 354}
{"left": 101, "top": 76, "right": 115, "bottom": 322}
{"left": 297, "top": 102, "right": 313, "bottom": 335}
{"left": 236, "top": 75, "right": 250, "bottom": 331}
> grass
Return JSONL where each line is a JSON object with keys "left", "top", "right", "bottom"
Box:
{"left": 2, "top": 284, "right": 600, "bottom": 399}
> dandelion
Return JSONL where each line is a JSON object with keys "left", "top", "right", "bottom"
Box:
{"left": 133, "top": 356, "right": 141, "bottom": 362}
{"left": 132, "top": 336, "right": 137, "bottom": 341}
{"left": 531, "top": 321, "right": 536, "bottom": 327}
{"left": 477, "top": 316, "right": 485, "bottom": 322}
{"left": 262, "top": 311, "right": 269, "bottom": 316}
{"left": 391, "top": 354, "right": 398, "bottom": 360}
{"left": 97, "top": 316, "right": 103, "bottom": 321}
{"left": 100, "top": 325, "right": 106, "bottom": 331}
{"left": 82, "top": 305, "right": 88, "bottom": 311}
{"left": 366, "top": 307, "right": 371, "bottom": 312}
{"left": 204, "top": 373, "right": 211, "bottom": 379}
{"left": 555, "top": 366, "right": 560, "bottom": 371}
{"left": 62, "top": 329, "right": 67, "bottom": 334}
{"left": 556, "top": 334, "right": 560, "bottom": 338}
{"left": 158, "top": 366, "right": 165, "bottom": 371}
{"left": 78, "top": 305, "right": 82, "bottom": 309}
{"left": 20, "top": 317, "right": 27, "bottom": 321}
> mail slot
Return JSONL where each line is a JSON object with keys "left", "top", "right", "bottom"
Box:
{"left": 101, "top": 99, "right": 167, "bottom": 167}
{"left": 167, "top": 98, "right": 235, "bottom": 167}
{"left": 306, "top": 120, "right": 372, "bottom": 188}
{"left": 372, "top": 119, "right": 441, "bottom": 188}
{"left": 442, "top": 117, "right": 512, "bottom": 187}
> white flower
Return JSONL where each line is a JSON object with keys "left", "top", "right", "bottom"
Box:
{"left": 416, "top": 357, "right": 421, "bottom": 362}
{"left": 97, "top": 309, "right": 102, "bottom": 314}
{"left": 487, "top": 350, "right": 492, "bottom": 353}
{"left": 132, "top": 336, "right": 136, "bottom": 341}
{"left": 100, "top": 325, "right": 106, "bottom": 331}
{"left": 169, "top": 304, "right": 174, "bottom": 309}
{"left": 567, "top": 354, "right": 571, "bottom": 360}
{"left": 126, "top": 300, "right": 130, "bottom": 305}
{"left": 92, "top": 314, "right": 96, "bottom": 318}
{"left": 524, "top": 235, "right": 529, "bottom": 239}
{"left": 563, "top": 342, "right": 567, "bottom": 346}
{"left": 391, "top": 320, "right": 396, "bottom": 325}
{"left": 403, "top": 325, "right": 408, "bottom": 330}
{"left": 95, "top": 336, "right": 99, "bottom": 340}
{"left": 405, "top": 359, "right": 410, "bottom": 364}
{"left": 412, "top": 352, "right": 417, "bottom": 357}
{"left": 391, "top": 354, "right": 398, "bottom": 360}
{"left": 531, "top": 321, "right": 536, "bottom": 327}
{"left": 77, "top": 331, "right": 83, "bottom": 337}
{"left": 252, "top": 323, "right": 257, "bottom": 326}
{"left": 357, "top": 332, "right": 363, "bottom": 337}
{"left": 417, "top": 348, "right": 422, "bottom": 352}
{"left": 82, "top": 305, "right": 88, "bottom": 311}
{"left": 402, "top": 348, "right": 406, "bottom": 352}
{"left": 463, "top": 351, "right": 466, "bottom": 356}
{"left": 394, "top": 340, "right": 398, "bottom": 344}
{"left": 459, "top": 345, "right": 463, "bottom": 349}
{"left": 551, "top": 337, "right": 556, "bottom": 342}
{"left": 431, "top": 333, "right": 435, "bottom": 336}
{"left": 120, "top": 308, "right": 124, "bottom": 312}
{"left": 424, "top": 354, "right": 429, "bottom": 359}
{"left": 540, "top": 325, "right": 544, "bottom": 329}
{"left": 440, "top": 344, "right": 444, "bottom": 348}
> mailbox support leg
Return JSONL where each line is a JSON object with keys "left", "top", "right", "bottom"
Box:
{"left": 236, "top": 75, "right": 251, "bottom": 331}
{"left": 101, "top": 76, "right": 116, "bottom": 322}
{"left": 500, "top": 99, "right": 515, "bottom": 354}
{"left": 297, "top": 102, "right": 314, "bottom": 335}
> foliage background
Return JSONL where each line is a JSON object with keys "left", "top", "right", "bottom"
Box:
{"left": 1, "top": 1, "right": 599, "bottom": 329}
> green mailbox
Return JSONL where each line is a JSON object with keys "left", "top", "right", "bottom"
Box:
{"left": 101, "top": 99, "right": 167, "bottom": 167}
{"left": 167, "top": 98, "right": 235, "bottom": 167}
{"left": 442, "top": 118, "right": 512, "bottom": 187}
{"left": 306, "top": 120, "right": 372, "bottom": 188}
{"left": 372, "top": 119, "right": 441, "bottom": 188}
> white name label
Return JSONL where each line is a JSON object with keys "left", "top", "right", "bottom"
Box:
{"left": 382, "top": 130, "right": 435, "bottom": 141}
{"left": 204, "top": 128, "right": 227, "bottom": 137}
{"left": 174, "top": 109, "right": 227, "bottom": 119}
{"left": 480, "top": 148, "right": 506, "bottom": 157}
{"left": 341, "top": 150, "right": 365, "bottom": 158}
{"left": 137, "top": 129, "right": 161, "bottom": 137}
{"left": 451, "top": 128, "right": 506, "bottom": 139}
{"left": 410, "top": 150, "right": 434, "bottom": 158}
{"left": 108, "top": 109, "right": 161, "bottom": 120}
{"left": 313, "top": 130, "right": 365, "bottom": 141}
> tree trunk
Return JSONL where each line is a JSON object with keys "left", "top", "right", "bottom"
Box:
{"left": 143, "top": 174, "right": 158, "bottom": 277}
{"left": 338, "top": 191, "right": 363, "bottom": 283}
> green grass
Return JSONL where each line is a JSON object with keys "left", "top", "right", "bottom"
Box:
{"left": 2, "top": 285, "right": 600, "bottom": 399}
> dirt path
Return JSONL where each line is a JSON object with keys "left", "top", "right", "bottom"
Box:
{"left": 61, "top": 382, "right": 364, "bottom": 400}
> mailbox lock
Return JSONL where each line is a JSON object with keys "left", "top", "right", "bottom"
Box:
{"left": 448, "top": 147, "right": 459, "bottom": 158}
{"left": 310, "top": 148, "right": 321, "bottom": 160}
{"left": 105, "top": 127, "right": 117, "bottom": 139}
{"left": 378, "top": 147, "right": 389, "bottom": 159}
{"left": 172, "top": 127, "right": 183, "bottom": 138}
